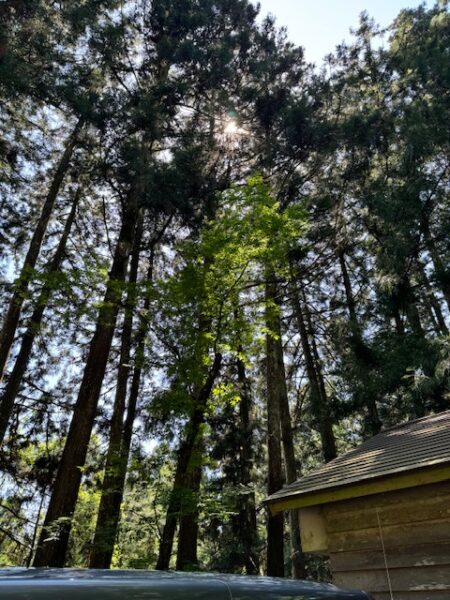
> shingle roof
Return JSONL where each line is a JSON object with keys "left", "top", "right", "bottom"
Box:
{"left": 267, "top": 410, "right": 450, "bottom": 506}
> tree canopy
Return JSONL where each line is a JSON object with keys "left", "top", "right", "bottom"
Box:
{"left": 0, "top": 0, "right": 449, "bottom": 579}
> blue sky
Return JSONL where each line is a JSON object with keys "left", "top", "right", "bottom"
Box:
{"left": 257, "top": 0, "right": 430, "bottom": 64}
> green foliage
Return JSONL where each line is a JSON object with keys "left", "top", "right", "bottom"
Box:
{"left": 0, "top": 0, "right": 449, "bottom": 580}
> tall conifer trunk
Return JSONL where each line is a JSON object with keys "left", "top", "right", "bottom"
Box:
{"left": 265, "top": 275, "right": 285, "bottom": 577}
{"left": 302, "top": 291, "right": 337, "bottom": 462}
{"left": 33, "top": 197, "right": 139, "bottom": 567}
{"left": 402, "top": 278, "right": 424, "bottom": 336}
{"left": 338, "top": 250, "right": 382, "bottom": 435}
{"left": 424, "top": 225, "right": 450, "bottom": 312}
{"left": 235, "top": 349, "right": 260, "bottom": 575}
{"left": 290, "top": 276, "right": 336, "bottom": 463}
{"left": 88, "top": 217, "right": 143, "bottom": 568}
{"left": 0, "top": 187, "right": 80, "bottom": 444}
{"left": 418, "top": 262, "right": 448, "bottom": 334}
{"left": 156, "top": 353, "right": 222, "bottom": 570}
{"left": 267, "top": 295, "right": 305, "bottom": 578}
{"left": 0, "top": 119, "right": 83, "bottom": 383}
{"left": 175, "top": 448, "right": 202, "bottom": 570}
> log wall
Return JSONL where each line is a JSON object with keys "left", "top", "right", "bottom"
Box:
{"left": 305, "top": 481, "right": 450, "bottom": 600}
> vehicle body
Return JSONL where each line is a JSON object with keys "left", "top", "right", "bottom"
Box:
{"left": 0, "top": 568, "right": 372, "bottom": 599}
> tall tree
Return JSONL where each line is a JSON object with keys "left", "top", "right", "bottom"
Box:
{"left": 0, "top": 186, "right": 81, "bottom": 443}
{"left": 0, "top": 120, "right": 83, "bottom": 384}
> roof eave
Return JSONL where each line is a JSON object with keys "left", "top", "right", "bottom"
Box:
{"left": 267, "top": 462, "right": 450, "bottom": 514}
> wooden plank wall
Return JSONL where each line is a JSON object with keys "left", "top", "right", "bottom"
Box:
{"left": 322, "top": 481, "right": 450, "bottom": 600}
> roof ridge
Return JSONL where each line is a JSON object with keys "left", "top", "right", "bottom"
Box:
{"left": 378, "top": 409, "right": 450, "bottom": 435}
{"left": 268, "top": 409, "right": 450, "bottom": 504}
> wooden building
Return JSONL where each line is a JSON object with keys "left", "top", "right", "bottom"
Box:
{"left": 266, "top": 410, "right": 450, "bottom": 600}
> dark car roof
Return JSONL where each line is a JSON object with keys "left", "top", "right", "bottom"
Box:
{"left": 0, "top": 569, "right": 369, "bottom": 599}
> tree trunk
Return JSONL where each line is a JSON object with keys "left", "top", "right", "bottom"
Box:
{"left": 176, "top": 450, "right": 202, "bottom": 571}
{"left": 156, "top": 353, "right": 222, "bottom": 570}
{"left": 424, "top": 224, "right": 450, "bottom": 312}
{"left": 0, "top": 119, "right": 83, "bottom": 384}
{"left": 88, "top": 217, "right": 143, "bottom": 569}
{"left": 92, "top": 218, "right": 175, "bottom": 567}
{"left": 418, "top": 262, "right": 448, "bottom": 335}
{"left": 403, "top": 279, "right": 424, "bottom": 337}
{"left": 235, "top": 350, "right": 260, "bottom": 575}
{"left": 278, "top": 362, "right": 306, "bottom": 579}
{"left": 0, "top": 187, "right": 80, "bottom": 445}
{"left": 290, "top": 276, "right": 336, "bottom": 463}
{"left": 302, "top": 295, "right": 337, "bottom": 462}
{"left": 338, "top": 250, "right": 357, "bottom": 327}
{"left": 338, "top": 250, "right": 382, "bottom": 435}
{"left": 32, "top": 196, "right": 139, "bottom": 568}
{"left": 265, "top": 275, "right": 285, "bottom": 577}
{"left": 268, "top": 304, "right": 306, "bottom": 579}
{"left": 393, "top": 306, "right": 405, "bottom": 335}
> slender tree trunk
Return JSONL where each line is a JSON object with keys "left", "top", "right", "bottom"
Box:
{"left": 156, "top": 353, "right": 222, "bottom": 570}
{"left": 89, "top": 246, "right": 155, "bottom": 568}
{"left": 0, "top": 119, "right": 83, "bottom": 384}
{"left": 278, "top": 364, "right": 305, "bottom": 579}
{"left": 176, "top": 449, "right": 202, "bottom": 570}
{"left": 418, "top": 263, "right": 448, "bottom": 335}
{"left": 27, "top": 490, "right": 46, "bottom": 567}
{"left": 403, "top": 279, "right": 424, "bottom": 337}
{"left": 302, "top": 295, "right": 337, "bottom": 462}
{"left": 0, "top": 188, "right": 80, "bottom": 445}
{"left": 33, "top": 197, "right": 139, "bottom": 568}
{"left": 92, "top": 219, "right": 174, "bottom": 567}
{"left": 424, "top": 225, "right": 450, "bottom": 312}
{"left": 236, "top": 350, "right": 260, "bottom": 575}
{"left": 393, "top": 306, "right": 405, "bottom": 335}
{"left": 88, "top": 218, "right": 143, "bottom": 568}
{"left": 338, "top": 250, "right": 381, "bottom": 435}
{"left": 290, "top": 277, "right": 336, "bottom": 463}
{"left": 338, "top": 251, "right": 357, "bottom": 326}
{"left": 265, "top": 275, "right": 285, "bottom": 577}
{"left": 267, "top": 302, "right": 306, "bottom": 579}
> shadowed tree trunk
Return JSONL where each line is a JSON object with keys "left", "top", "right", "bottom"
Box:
{"left": 176, "top": 447, "right": 202, "bottom": 570}
{"left": 393, "top": 305, "right": 405, "bottom": 335}
{"left": 302, "top": 290, "right": 337, "bottom": 462}
{"left": 235, "top": 347, "right": 260, "bottom": 575}
{"left": 278, "top": 361, "right": 306, "bottom": 579}
{"left": 0, "top": 119, "right": 83, "bottom": 384}
{"left": 267, "top": 292, "right": 306, "bottom": 578}
{"left": 0, "top": 187, "right": 80, "bottom": 445}
{"left": 265, "top": 275, "right": 285, "bottom": 577}
{"left": 338, "top": 250, "right": 382, "bottom": 435}
{"left": 88, "top": 217, "right": 143, "bottom": 568}
{"left": 424, "top": 224, "right": 450, "bottom": 312}
{"left": 156, "top": 353, "right": 222, "bottom": 570}
{"left": 289, "top": 273, "right": 336, "bottom": 463}
{"left": 418, "top": 262, "right": 448, "bottom": 335}
{"left": 403, "top": 279, "right": 424, "bottom": 337}
{"left": 89, "top": 217, "right": 170, "bottom": 568}
{"left": 33, "top": 196, "right": 139, "bottom": 568}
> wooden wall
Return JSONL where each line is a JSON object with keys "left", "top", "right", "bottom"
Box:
{"left": 303, "top": 481, "right": 450, "bottom": 600}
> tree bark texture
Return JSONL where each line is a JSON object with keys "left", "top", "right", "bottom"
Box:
{"left": 235, "top": 351, "right": 260, "bottom": 575}
{"left": 290, "top": 278, "right": 337, "bottom": 463}
{"left": 88, "top": 217, "right": 143, "bottom": 569}
{"left": 156, "top": 353, "right": 222, "bottom": 570}
{"left": 175, "top": 451, "right": 202, "bottom": 570}
{"left": 424, "top": 224, "right": 450, "bottom": 312}
{"left": 0, "top": 187, "right": 80, "bottom": 445}
{"left": 338, "top": 251, "right": 382, "bottom": 436}
{"left": 0, "top": 119, "right": 83, "bottom": 384}
{"left": 265, "top": 275, "right": 285, "bottom": 577}
{"left": 33, "top": 197, "right": 139, "bottom": 567}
